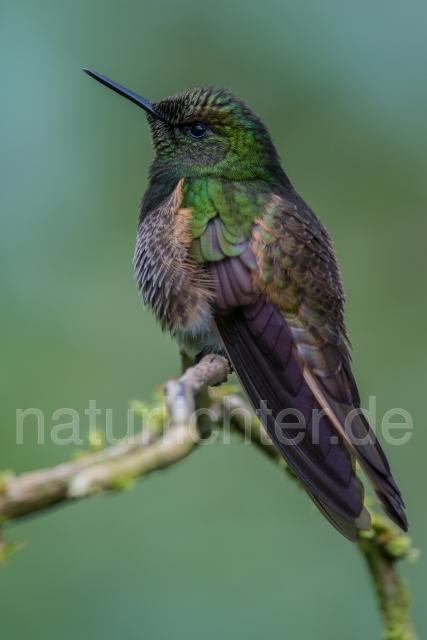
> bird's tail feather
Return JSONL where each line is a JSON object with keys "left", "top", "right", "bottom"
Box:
{"left": 214, "top": 300, "right": 408, "bottom": 538}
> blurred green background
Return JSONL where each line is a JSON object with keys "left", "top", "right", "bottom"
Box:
{"left": 1, "top": 0, "right": 426, "bottom": 638}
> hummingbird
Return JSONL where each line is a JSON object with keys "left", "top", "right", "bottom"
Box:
{"left": 83, "top": 69, "right": 407, "bottom": 540}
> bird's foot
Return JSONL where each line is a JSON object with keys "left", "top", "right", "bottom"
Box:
{"left": 194, "top": 351, "right": 234, "bottom": 385}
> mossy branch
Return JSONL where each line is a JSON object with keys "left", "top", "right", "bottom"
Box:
{"left": 0, "top": 354, "right": 229, "bottom": 521}
{"left": 0, "top": 353, "right": 418, "bottom": 639}
{"left": 357, "top": 514, "right": 418, "bottom": 640}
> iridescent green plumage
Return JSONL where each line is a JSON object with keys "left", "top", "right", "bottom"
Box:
{"left": 85, "top": 72, "right": 408, "bottom": 540}
{"left": 183, "top": 179, "right": 268, "bottom": 262}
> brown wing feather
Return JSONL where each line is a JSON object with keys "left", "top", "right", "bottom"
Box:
{"left": 210, "top": 187, "right": 407, "bottom": 536}
{"left": 250, "top": 192, "right": 407, "bottom": 531}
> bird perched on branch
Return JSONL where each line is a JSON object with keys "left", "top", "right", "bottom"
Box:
{"left": 84, "top": 69, "right": 407, "bottom": 540}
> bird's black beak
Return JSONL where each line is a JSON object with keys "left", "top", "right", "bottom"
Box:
{"left": 83, "top": 69, "right": 166, "bottom": 122}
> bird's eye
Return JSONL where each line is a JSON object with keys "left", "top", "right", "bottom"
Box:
{"left": 188, "top": 122, "right": 208, "bottom": 139}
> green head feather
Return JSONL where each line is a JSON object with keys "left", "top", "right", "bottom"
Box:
{"left": 148, "top": 86, "right": 282, "bottom": 182}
